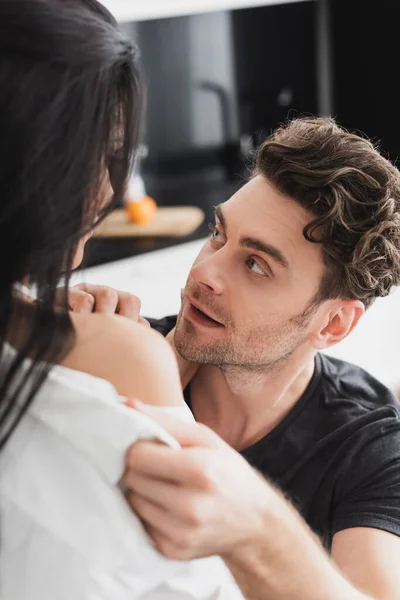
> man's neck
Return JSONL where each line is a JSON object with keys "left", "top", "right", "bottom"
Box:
{"left": 189, "top": 350, "right": 316, "bottom": 451}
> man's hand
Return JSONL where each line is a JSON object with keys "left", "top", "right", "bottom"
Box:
{"left": 122, "top": 400, "right": 272, "bottom": 562}
{"left": 60, "top": 283, "right": 150, "bottom": 325}
{"left": 123, "top": 403, "right": 372, "bottom": 600}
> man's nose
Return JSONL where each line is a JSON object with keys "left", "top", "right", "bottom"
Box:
{"left": 190, "top": 254, "right": 225, "bottom": 295}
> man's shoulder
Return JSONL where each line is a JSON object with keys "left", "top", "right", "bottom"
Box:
{"left": 291, "top": 351, "right": 400, "bottom": 458}
{"left": 318, "top": 351, "right": 399, "bottom": 411}
{"left": 148, "top": 315, "right": 178, "bottom": 338}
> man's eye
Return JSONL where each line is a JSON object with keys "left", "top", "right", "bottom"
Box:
{"left": 208, "top": 223, "right": 223, "bottom": 243}
{"left": 246, "top": 257, "right": 268, "bottom": 276}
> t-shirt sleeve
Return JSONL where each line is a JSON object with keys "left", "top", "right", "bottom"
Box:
{"left": 332, "top": 407, "right": 400, "bottom": 538}
{"left": 147, "top": 315, "right": 177, "bottom": 338}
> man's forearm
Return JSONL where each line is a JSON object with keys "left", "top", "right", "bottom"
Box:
{"left": 223, "top": 491, "right": 370, "bottom": 600}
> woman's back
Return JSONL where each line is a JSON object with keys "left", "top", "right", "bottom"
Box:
{"left": 0, "top": 0, "right": 242, "bottom": 597}
{"left": 0, "top": 338, "right": 241, "bottom": 599}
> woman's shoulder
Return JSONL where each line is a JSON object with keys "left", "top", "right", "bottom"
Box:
{"left": 62, "top": 312, "right": 183, "bottom": 406}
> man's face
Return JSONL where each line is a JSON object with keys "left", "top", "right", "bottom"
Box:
{"left": 175, "top": 175, "right": 327, "bottom": 370}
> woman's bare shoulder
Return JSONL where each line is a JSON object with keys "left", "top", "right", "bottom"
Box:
{"left": 61, "top": 312, "right": 184, "bottom": 406}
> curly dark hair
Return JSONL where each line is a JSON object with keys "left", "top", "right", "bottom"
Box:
{"left": 253, "top": 116, "right": 400, "bottom": 309}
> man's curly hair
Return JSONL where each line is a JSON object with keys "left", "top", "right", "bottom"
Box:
{"left": 253, "top": 116, "right": 400, "bottom": 308}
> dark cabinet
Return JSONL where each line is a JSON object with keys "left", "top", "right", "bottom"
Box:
{"left": 232, "top": 1, "right": 318, "bottom": 146}
{"left": 331, "top": 0, "right": 400, "bottom": 162}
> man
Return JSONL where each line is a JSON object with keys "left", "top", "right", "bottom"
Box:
{"left": 71, "top": 116, "right": 400, "bottom": 599}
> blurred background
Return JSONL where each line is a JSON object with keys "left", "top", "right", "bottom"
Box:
{"left": 74, "top": 0, "right": 400, "bottom": 394}
{"left": 85, "top": 0, "right": 400, "bottom": 267}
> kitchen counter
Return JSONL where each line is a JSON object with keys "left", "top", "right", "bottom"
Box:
{"left": 82, "top": 223, "right": 208, "bottom": 269}
{"left": 82, "top": 167, "right": 245, "bottom": 269}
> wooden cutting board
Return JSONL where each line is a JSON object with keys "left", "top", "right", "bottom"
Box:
{"left": 93, "top": 206, "right": 205, "bottom": 238}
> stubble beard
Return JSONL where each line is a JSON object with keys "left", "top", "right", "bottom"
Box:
{"left": 174, "top": 311, "right": 310, "bottom": 375}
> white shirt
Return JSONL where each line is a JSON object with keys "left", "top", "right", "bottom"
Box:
{"left": 0, "top": 342, "right": 243, "bottom": 600}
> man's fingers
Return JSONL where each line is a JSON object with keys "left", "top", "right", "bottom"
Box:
{"left": 128, "top": 490, "right": 192, "bottom": 534}
{"left": 70, "top": 284, "right": 144, "bottom": 321}
{"left": 128, "top": 493, "right": 174, "bottom": 535}
{"left": 145, "top": 525, "right": 195, "bottom": 561}
{"left": 70, "top": 290, "right": 95, "bottom": 314}
{"left": 125, "top": 441, "right": 214, "bottom": 488}
{"left": 71, "top": 282, "right": 91, "bottom": 294}
{"left": 124, "top": 471, "right": 179, "bottom": 505}
{"left": 69, "top": 284, "right": 117, "bottom": 314}
{"left": 115, "top": 291, "right": 141, "bottom": 320}
{"left": 123, "top": 471, "right": 202, "bottom": 521}
{"left": 91, "top": 286, "right": 119, "bottom": 314}
{"left": 128, "top": 493, "right": 202, "bottom": 561}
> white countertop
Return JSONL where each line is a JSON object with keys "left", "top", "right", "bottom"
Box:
{"left": 72, "top": 239, "right": 400, "bottom": 394}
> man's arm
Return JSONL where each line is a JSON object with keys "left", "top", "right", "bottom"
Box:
{"left": 331, "top": 525, "right": 400, "bottom": 599}
{"left": 226, "top": 525, "right": 400, "bottom": 600}
{"left": 222, "top": 504, "right": 369, "bottom": 600}
{"left": 122, "top": 404, "right": 400, "bottom": 600}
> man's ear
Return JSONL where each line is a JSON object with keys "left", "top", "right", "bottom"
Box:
{"left": 311, "top": 300, "right": 365, "bottom": 350}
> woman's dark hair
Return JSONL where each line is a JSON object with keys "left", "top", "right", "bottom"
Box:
{"left": 0, "top": 0, "right": 142, "bottom": 448}
{"left": 254, "top": 116, "right": 400, "bottom": 309}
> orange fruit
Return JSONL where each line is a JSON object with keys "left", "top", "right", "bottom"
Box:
{"left": 126, "top": 196, "right": 157, "bottom": 224}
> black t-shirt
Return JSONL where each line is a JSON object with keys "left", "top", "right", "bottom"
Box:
{"left": 149, "top": 315, "right": 400, "bottom": 549}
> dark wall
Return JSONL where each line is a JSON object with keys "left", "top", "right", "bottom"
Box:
{"left": 331, "top": 0, "right": 400, "bottom": 163}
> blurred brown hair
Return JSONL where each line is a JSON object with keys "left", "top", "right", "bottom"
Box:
{"left": 253, "top": 116, "right": 400, "bottom": 308}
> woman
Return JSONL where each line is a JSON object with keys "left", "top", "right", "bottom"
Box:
{"left": 0, "top": 1, "right": 242, "bottom": 598}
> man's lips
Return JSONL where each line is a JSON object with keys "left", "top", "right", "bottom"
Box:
{"left": 184, "top": 296, "right": 225, "bottom": 328}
